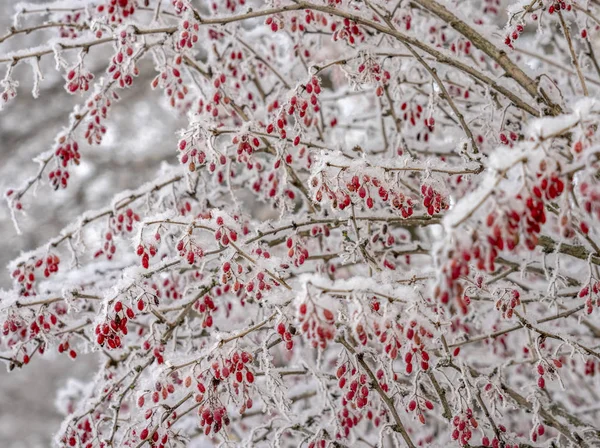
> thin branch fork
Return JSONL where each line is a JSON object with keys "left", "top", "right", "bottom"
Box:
{"left": 338, "top": 336, "right": 416, "bottom": 448}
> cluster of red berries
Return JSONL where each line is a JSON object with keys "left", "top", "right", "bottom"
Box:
{"left": 266, "top": 78, "right": 322, "bottom": 141}
{"left": 308, "top": 440, "right": 329, "bottom": 448}
{"left": 495, "top": 289, "right": 521, "bottom": 319}
{"left": 178, "top": 19, "right": 200, "bottom": 49}
{"left": 199, "top": 73, "right": 229, "bottom": 119}
{"left": 452, "top": 409, "right": 478, "bottom": 446}
{"left": 61, "top": 418, "right": 93, "bottom": 447}
{"left": 407, "top": 396, "right": 434, "bottom": 424}
{"left": 232, "top": 134, "right": 260, "bottom": 159}
{"left": 336, "top": 365, "right": 389, "bottom": 439}
{"left": 151, "top": 57, "right": 189, "bottom": 109}
{"left": 253, "top": 167, "right": 293, "bottom": 200}
{"left": 194, "top": 294, "right": 216, "bottom": 328}
{"left": 449, "top": 38, "right": 473, "bottom": 56}
{"left": 276, "top": 321, "right": 295, "bottom": 350}
{"left": 536, "top": 358, "right": 563, "bottom": 389}
{"left": 332, "top": 17, "right": 364, "bottom": 45}
{"left": 298, "top": 302, "right": 335, "bottom": 349}
{"left": 371, "top": 225, "right": 401, "bottom": 248}
{"left": 97, "top": 0, "right": 136, "bottom": 24}
{"left": 0, "top": 76, "right": 17, "bottom": 106}
{"left": 353, "top": 173, "right": 415, "bottom": 216}
{"left": 198, "top": 404, "right": 230, "bottom": 435}
{"left": 370, "top": 319, "right": 403, "bottom": 360}
{"left": 65, "top": 65, "right": 94, "bottom": 94}
{"left": 178, "top": 135, "right": 207, "bottom": 172}
{"left": 438, "top": 166, "right": 566, "bottom": 309}
{"left": 94, "top": 231, "right": 116, "bottom": 260}
{"left": 286, "top": 237, "right": 309, "bottom": 266}
{"left": 401, "top": 101, "right": 424, "bottom": 127}
{"left": 548, "top": 1, "right": 572, "bottom": 15}
{"left": 530, "top": 423, "right": 546, "bottom": 443}
{"left": 212, "top": 351, "right": 255, "bottom": 384}
{"left": 448, "top": 83, "right": 472, "bottom": 100}
{"left": 336, "top": 364, "right": 371, "bottom": 409}
{"left": 93, "top": 209, "right": 139, "bottom": 259}
{"left": 117, "top": 208, "right": 142, "bottom": 233}
{"left": 2, "top": 314, "right": 50, "bottom": 363}
{"left": 57, "top": 12, "right": 83, "bottom": 39}
{"left": 403, "top": 347, "right": 431, "bottom": 374}
{"left": 504, "top": 23, "right": 524, "bottom": 48}
{"left": 171, "top": 0, "right": 188, "bottom": 14}
{"left": 421, "top": 184, "right": 448, "bottom": 215}
{"left": 294, "top": 10, "right": 328, "bottom": 33}
{"left": 176, "top": 236, "right": 204, "bottom": 265}
{"left": 499, "top": 130, "right": 519, "bottom": 147}
{"left": 584, "top": 358, "right": 596, "bottom": 376}
{"left": 84, "top": 91, "right": 115, "bottom": 145}
{"left": 356, "top": 59, "right": 391, "bottom": 97}
{"left": 579, "top": 282, "right": 600, "bottom": 314}
{"left": 50, "top": 136, "right": 80, "bottom": 189}
{"left": 139, "top": 380, "right": 177, "bottom": 410}
{"left": 579, "top": 181, "right": 600, "bottom": 220}
{"left": 28, "top": 313, "right": 58, "bottom": 339}
{"left": 138, "top": 428, "right": 169, "bottom": 446}
{"left": 435, "top": 249, "right": 470, "bottom": 311}
{"left": 398, "top": 101, "right": 435, "bottom": 143}
{"left": 57, "top": 340, "right": 77, "bottom": 359}
{"left": 12, "top": 254, "right": 60, "bottom": 295}
{"left": 95, "top": 301, "right": 134, "bottom": 349}
{"left": 214, "top": 216, "right": 238, "bottom": 247}
{"left": 245, "top": 271, "right": 275, "bottom": 299}
{"left": 107, "top": 32, "right": 139, "bottom": 88}
{"left": 482, "top": 0, "right": 502, "bottom": 14}
{"left": 222, "top": 258, "right": 276, "bottom": 299}
{"left": 136, "top": 243, "right": 158, "bottom": 269}
{"left": 481, "top": 431, "right": 510, "bottom": 447}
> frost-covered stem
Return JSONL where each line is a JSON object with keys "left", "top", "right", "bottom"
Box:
{"left": 218, "top": 311, "right": 278, "bottom": 346}
{"left": 338, "top": 336, "right": 416, "bottom": 448}
{"left": 229, "top": 241, "right": 292, "bottom": 290}
{"left": 184, "top": 55, "right": 316, "bottom": 211}
{"left": 500, "top": 383, "right": 589, "bottom": 446}
{"left": 325, "top": 161, "right": 481, "bottom": 175}
{"left": 0, "top": 25, "right": 176, "bottom": 64}
{"left": 365, "top": 0, "right": 478, "bottom": 155}
{"left": 449, "top": 362, "right": 592, "bottom": 446}
{"left": 210, "top": 128, "right": 329, "bottom": 150}
{"left": 135, "top": 391, "right": 194, "bottom": 448}
{"left": 13, "top": 293, "right": 97, "bottom": 308}
{"left": 403, "top": 43, "right": 479, "bottom": 155}
{"left": 538, "top": 235, "right": 600, "bottom": 265}
{"left": 223, "top": 30, "right": 292, "bottom": 89}
{"left": 557, "top": 9, "right": 589, "bottom": 96}
{"left": 297, "top": 1, "right": 542, "bottom": 116}
{"left": 107, "top": 357, "right": 154, "bottom": 445}
{"left": 161, "top": 281, "right": 216, "bottom": 342}
{"left": 0, "top": 22, "right": 89, "bottom": 44}
{"left": 449, "top": 302, "right": 588, "bottom": 348}
{"left": 11, "top": 41, "right": 159, "bottom": 204}
{"left": 474, "top": 388, "right": 504, "bottom": 445}
{"left": 411, "top": 0, "right": 562, "bottom": 115}
{"left": 515, "top": 47, "right": 600, "bottom": 87}
{"left": 426, "top": 371, "right": 452, "bottom": 420}
{"left": 49, "top": 175, "right": 183, "bottom": 249}
{"left": 513, "top": 310, "right": 600, "bottom": 360}
{"left": 246, "top": 215, "right": 440, "bottom": 244}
